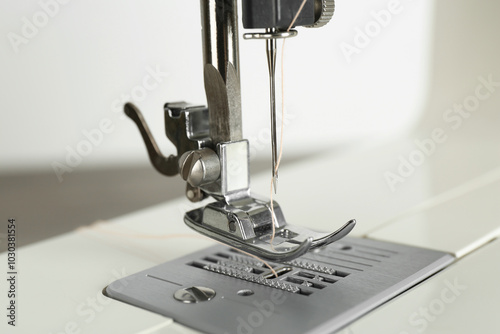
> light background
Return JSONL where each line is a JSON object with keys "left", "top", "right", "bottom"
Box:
{"left": 0, "top": 0, "right": 431, "bottom": 174}
{"left": 1, "top": 0, "right": 499, "bottom": 249}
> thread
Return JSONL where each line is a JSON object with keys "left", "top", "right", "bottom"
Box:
{"left": 79, "top": 222, "right": 278, "bottom": 278}
{"left": 269, "top": 0, "right": 308, "bottom": 248}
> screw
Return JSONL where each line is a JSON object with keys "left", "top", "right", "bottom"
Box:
{"left": 178, "top": 148, "right": 221, "bottom": 187}
{"left": 228, "top": 219, "right": 237, "bottom": 232}
{"left": 174, "top": 286, "right": 216, "bottom": 304}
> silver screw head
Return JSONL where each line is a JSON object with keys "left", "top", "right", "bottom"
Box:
{"left": 174, "top": 286, "right": 216, "bottom": 304}
{"left": 178, "top": 148, "right": 221, "bottom": 187}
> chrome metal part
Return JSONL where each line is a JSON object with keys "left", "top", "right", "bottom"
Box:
{"left": 199, "top": 196, "right": 287, "bottom": 241}
{"left": 107, "top": 238, "right": 455, "bottom": 334}
{"left": 284, "top": 259, "right": 337, "bottom": 275}
{"left": 266, "top": 28, "right": 279, "bottom": 191}
{"left": 124, "top": 102, "right": 211, "bottom": 177}
{"left": 173, "top": 286, "right": 216, "bottom": 304}
{"left": 126, "top": 100, "right": 355, "bottom": 261}
{"left": 185, "top": 201, "right": 356, "bottom": 261}
{"left": 178, "top": 140, "right": 355, "bottom": 261}
{"left": 201, "top": 0, "right": 242, "bottom": 144}
{"left": 179, "top": 148, "right": 221, "bottom": 187}
{"left": 243, "top": 29, "right": 298, "bottom": 40}
{"left": 242, "top": 28, "right": 299, "bottom": 192}
{"left": 203, "top": 263, "right": 300, "bottom": 293}
{"left": 185, "top": 183, "right": 206, "bottom": 203}
{"left": 217, "top": 140, "right": 250, "bottom": 196}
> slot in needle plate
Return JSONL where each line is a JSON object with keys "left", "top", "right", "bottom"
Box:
{"left": 106, "top": 237, "right": 454, "bottom": 334}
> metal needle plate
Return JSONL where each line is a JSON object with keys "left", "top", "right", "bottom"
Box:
{"left": 106, "top": 237, "right": 454, "bottom": 334}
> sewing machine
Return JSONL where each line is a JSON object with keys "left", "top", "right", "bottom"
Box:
{"left": 1, "top": 0, "right": 499, "bottom": 333}
{"left": 104, "top": 1, "right": 457, "bottom": 333}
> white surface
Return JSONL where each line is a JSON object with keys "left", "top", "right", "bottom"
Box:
{"left": 347, "top": 238, "right": 500, "bottom": 334}
{"left": 0, "top": 200, "right": 214, "bottom": 334}
{"left": 2, "top": 0, "right": 500, "bottom": 333}
{"left": 0, "top": 0, "right": 432, "bottom": 172}
{"left": 0, "top": 230, "right": 171, "bottom": 334}
{"left": 2, "top": 129, "right": 499, "bottom": 333}
{"left": 369, "top": 174, "right": 500, "bottom": 257}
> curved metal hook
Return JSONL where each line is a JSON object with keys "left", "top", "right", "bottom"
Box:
{"left": 310, "top": 219, "right": 357, "bottom": 249}
{"left": 124, "top": 103, "right": 178, "bottom": 176}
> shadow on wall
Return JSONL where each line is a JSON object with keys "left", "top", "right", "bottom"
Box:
{"left": 1, "top": 154, "right": 319, "bottom": 251}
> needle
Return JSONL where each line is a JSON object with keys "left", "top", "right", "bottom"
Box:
{"left": 266, "top": 28, "right": 278, "bottom": 192}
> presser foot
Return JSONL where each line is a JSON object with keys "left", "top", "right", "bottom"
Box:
{"left": 183, "top": 197, "right": 356, "bottom": 262}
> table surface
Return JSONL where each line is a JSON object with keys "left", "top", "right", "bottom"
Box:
{"left": 2, "top": 134, "right": 499, "bottom": 334}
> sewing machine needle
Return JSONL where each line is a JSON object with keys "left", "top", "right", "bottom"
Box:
{"left": 266, "top": 29, "right": 278, "bottom": 193}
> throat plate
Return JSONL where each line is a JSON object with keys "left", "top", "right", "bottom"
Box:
{"left": 106, "top": 237, "right": 454, "bottom": 334}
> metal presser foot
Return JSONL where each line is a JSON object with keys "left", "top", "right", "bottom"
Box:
{"left": 125, "top": 102, "right": 355, "bottom": 262}
{"left": 184, "top": 197, "right": 356, "bottom": 262}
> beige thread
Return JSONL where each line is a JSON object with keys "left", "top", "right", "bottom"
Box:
{"left": 269, "top": 0, "right": 308, "bottom": 249}
{"left": 80, "top": 223, "right": 278, "bottom": 278}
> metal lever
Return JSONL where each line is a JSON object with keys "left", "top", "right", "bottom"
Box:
{"left": 124, "top": 102, "right": 212, "bottom": 178}
{"left": 124, "top": 103, "right": 178, "bottom": 176}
